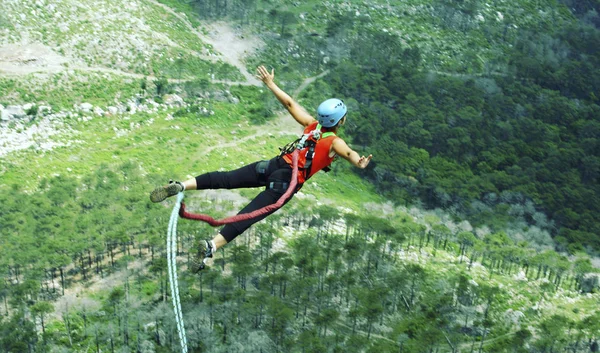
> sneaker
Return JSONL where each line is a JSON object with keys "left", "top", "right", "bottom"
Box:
{"left": 150, "top": 180, "right": 183, "bottom": 203}
{"left": 190, "top": 239, "right": 214, "bottom": 273}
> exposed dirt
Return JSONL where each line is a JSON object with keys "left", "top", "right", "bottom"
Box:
{"left": 0, "top": 43, "right": 71, "bottom": 75}
{"left": 202, "top": 21, "right": 264, "bottom": 86}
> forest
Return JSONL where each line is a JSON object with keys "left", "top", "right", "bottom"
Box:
{"left": 327, "top": 22, "right": 600, "bottom": 255}
{"left": 1, "top": 164, "right": 599, "bottom": 352}
{"left": 257, "top": 0, "right": 600, "bottom": 255}
{"left": 1, "top": 0, "right": 600, "bottom": 352}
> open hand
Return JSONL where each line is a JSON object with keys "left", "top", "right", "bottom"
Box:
{"left": 358, "top": 154, "right": 372, "bottom": 169}
{"left": 256, "top": 65, "right": 275, "bottom": 85}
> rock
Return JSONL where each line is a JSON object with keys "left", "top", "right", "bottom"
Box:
{"left": 211, "top": 90, "right": 228, "bottom": 102}
{"left": 107, "top": 106, "right": 118, "bottom": 115}
{"left": 504, "top": 309, "right": 524, "bottom": 326}
{"left": 163, "top": 94, "right": 184, "bottom": 106}
{"left": 2, "top": 105, "right": 26, "bottom": 120}
{"left": 79, "top": 102, "right": 93, "bottom": 112}
{"left": 127, "top": 102, "right": 137, "bottom": 114}
{"left": 93, "top": 107, "right": 104, "bottom": 116}
{"left": 37, "top": 106, "right": 52, "bottom": 115}
{"left": 513, "top": 270, "right": 527, "bottom": 281}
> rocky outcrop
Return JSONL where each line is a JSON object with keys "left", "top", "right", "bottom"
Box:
{"left": 79, "top": 102, "right": 93, "bottom": 113}
{"left": 163, "top": 94, "right": 184, "bottom": 106}
{"left": 0, "top": 86, "right": 240, "bottom": 157}
{"left": 0, "top": 109, "right": 76, "bottom": 157}
{"left": 0, "top": 93, "right": 217, "bottom": 156}
{"left": 1, "top": 105, "right": 26, "bottom": 121}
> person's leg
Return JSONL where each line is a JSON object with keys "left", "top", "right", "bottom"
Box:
{"left": 218, "top": 189, "right": 286, "bottom": 245}
{"left": 190, "top": 187, "right": 291, "bottom": 272}
{"left": 215, "top": 160, "right": 293, "bottom": 248}
{"left": 215, "top": 162, "right": 293, "bottom": 244}
{"left": 191, "top": 161, "right": 294, "bottom": 272}
{"left": 150, "top": 161, "right": 264, "bottom": 202}
{"left": 191, "top": 161, "right": 263, "bottom": 190}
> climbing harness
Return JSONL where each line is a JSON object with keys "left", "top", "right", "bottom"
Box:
{"left": 167, "top": 193, "right": 188, "bottom": 353}
{"left": 302, "top": 126, "right": 336, "bottom": 179}
{"left": 279, "top": 124, "right": 336, "bottom": 180}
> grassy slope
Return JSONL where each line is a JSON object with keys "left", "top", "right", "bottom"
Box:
{"left": 0, "top": 94, "right": 382, "bottom": 208}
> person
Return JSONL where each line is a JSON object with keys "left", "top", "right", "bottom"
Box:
{"left": 150, "top": 65, "right": 372, "bottom": 271}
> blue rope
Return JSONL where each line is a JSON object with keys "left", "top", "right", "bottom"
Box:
{"left": 167, "top": 192, "right": 188, "bottom": 353}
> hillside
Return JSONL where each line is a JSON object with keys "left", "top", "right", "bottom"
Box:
{"left": 1, "top": 0, "right": 600, "bottom": 352}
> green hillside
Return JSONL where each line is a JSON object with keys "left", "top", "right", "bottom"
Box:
{"left": 1, "top": 0, "right": 599, "bottom": 352}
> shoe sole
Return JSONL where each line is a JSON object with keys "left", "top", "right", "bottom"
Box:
{"left": 191, "top": 240, "right": 213, "bottom": 273}
{"left": 150, "top": 183, "right": 181, "bottom": 203}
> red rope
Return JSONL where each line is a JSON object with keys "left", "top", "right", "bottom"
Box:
{"left": 178, "top": 150, "right": 299, "bottom": 226}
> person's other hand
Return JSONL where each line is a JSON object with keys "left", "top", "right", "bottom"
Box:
{"left": 357, "top": 154, "right": 372, "bottom": 169}
{"left": 256, "top": 65, "right": 275, "bottom": 85}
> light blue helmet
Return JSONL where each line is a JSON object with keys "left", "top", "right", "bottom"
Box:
{"left": 317, "top": 98, "right": 347, "bottom": 128}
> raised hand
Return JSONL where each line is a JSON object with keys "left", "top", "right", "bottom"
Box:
{"left": 256, "top": 65, "right": 275, "bottom": 85}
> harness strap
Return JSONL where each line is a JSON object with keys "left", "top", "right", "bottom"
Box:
{"left": 179, "top": 150, "right": 299, "bottom": 225}
{"left": 268, "top": 181, "right": 289, "bottom": 193}
{"left": 303, "top": 141, "right": 316, "bottom": 180}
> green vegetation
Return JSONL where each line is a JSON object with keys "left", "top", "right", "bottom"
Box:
{"left": 0, "top": 72, "right": 141, "bottom": 110}
{"left": 1, "top": 0, "right": 600, "bottom": 352}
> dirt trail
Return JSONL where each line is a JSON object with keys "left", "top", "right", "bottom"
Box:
{"left": 0, "top": 51, "right": 252, "bottom": 86}
{"left": 292, "top": 70, "right": 330, "bottom": 98}
{"left": 145, "top": 0, "right": 263, "bottom": 86}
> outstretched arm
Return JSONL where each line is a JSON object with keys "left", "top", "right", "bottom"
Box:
{"left": 256, "top": 65, "right": 316, "bottom": 127}
{"left": 332, "top": 138, "right": 372, "bottom": 169}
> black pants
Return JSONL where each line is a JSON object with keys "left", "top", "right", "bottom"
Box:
{"left": 194, "top": 156, "right": 295, "bottom": 242}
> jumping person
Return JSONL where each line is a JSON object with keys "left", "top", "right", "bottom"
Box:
{"left": 150, "top": 65, "right": 372, "bottom": 271}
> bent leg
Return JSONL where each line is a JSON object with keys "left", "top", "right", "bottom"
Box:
{"left": 219, "top": 161, "right": 294, "bottom": 244}
{"left": 219, "top": 188, "right": 292, "bottom": 243}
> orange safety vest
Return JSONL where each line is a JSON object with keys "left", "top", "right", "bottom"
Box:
{"left": 282, "top": 122, "right": 337, "bottom": 185}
